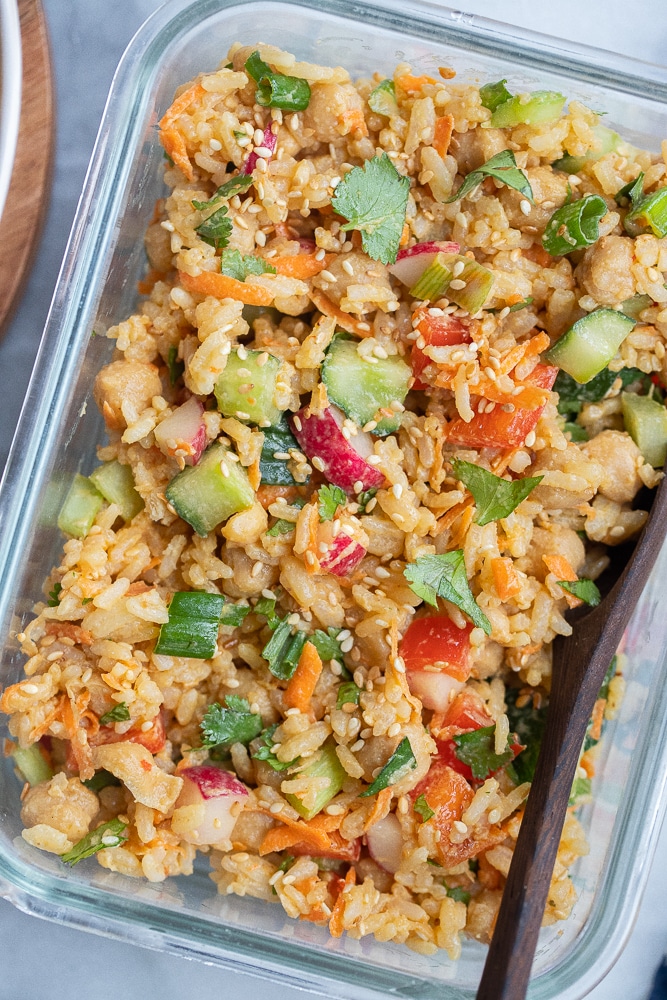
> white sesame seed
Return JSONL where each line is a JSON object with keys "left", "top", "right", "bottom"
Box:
{"left": 449, "top": 278, "right": 467, "bottom": 290}
{"left": 261, "top": 589, "right": 276, "bottom": 600}
{"left": 453, "top": 820, "right": 468, "bottom": 834}
{"left": 353, "top": 480, "right": 364, "bottom": 494}
{"left": 315, "top": 248, "right": 326, "bottom": 261}
{"left": 253, "top": 128, "right": 265, "bottom": 145}
{"left": 255, "top": 230, "right": 267, "bottom": 247}
{"left": 312, "top": 456, "right": 325, "bottom": 472}
{"left": 321, "top": 269, "right": 337, "bottom": 282}
{"left": 388, "top": 722, "right": 401, "bottom": 738}
{"left": 21, "top": 684, "right": 38, "bottom": 695}
{"left": 290, "top": 113, "right": 299, "bottom": 130}
{"left": 452, "top": 260, "right": 465, "bottom": 277}
{"left": 520, "top": 199, "right": 532, "bottom": 216}
{"left": 357, "top": 322, "right": 371, "bottom": 332}
{"left": 340, "top": 637, "right": 354, "bottom": 653}
{"left": 269, "top": 801, "right": 284, "bottom": 814}
{"left": 488, "top": 809, "right": 501, "bottom": 824}
{"left": 305, "top": 551, "right": 317, "bottom": 566}
{"left": 141, "top": 721, "right": 154, "bottom": 732}
{"left": 524, "top": 430, "right": 536, "bottom": 448}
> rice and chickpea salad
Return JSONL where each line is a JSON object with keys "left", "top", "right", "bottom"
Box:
{"left": 5, "top": 40, "right": 667, "bottom": 958}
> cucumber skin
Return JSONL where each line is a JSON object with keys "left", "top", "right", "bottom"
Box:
{"left": 321, "top": 337, "right": 411, "bottom": 433}
{"left": 166, "top": 442, "right": 255, "bottom": 536}
{"left": 215, "top": 350, "right": 283, "bottom": 426}
{"left": 621, "top": 392, "right": 667, "bottom": 467}
{"left": 57, "top": 474, "right": 104, "bottom": 538}
{"left": 285, "top": 739, "right": 346, "bottom": 820}
{"left": 545, "top": 309, "right": 634, "bottom": 384}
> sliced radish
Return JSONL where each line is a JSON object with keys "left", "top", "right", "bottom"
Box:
{"left": 288, "top": 404, "right": 384, "bottom": 494}
{"left": 242, "top": 126, "right": 277, "bottom": 175}
{"left": 366, "top": 812, "right": 403, "bottom": 874}
{"left": 320, "top": 531, "right": 366, "bottom": 577}
{"left": 388, "top": 241, "right": 460, "bottom": 288}
{"left": 406, "top": 669, "right": 465, "bottom": 713}
{"left": 174, "top": 765, "right": 249, "bottom": 846}
{"left": 154, "top": 397, "right": 207, "bottom": 466}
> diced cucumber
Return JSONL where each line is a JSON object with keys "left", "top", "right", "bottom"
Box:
{"left": 553, "top": 124, "right": 621, "bottom": 174}
{"left": 89, "top": 461, "right": 144, "bottom": 522}
{"left": 12, "top": 744, "right": 53, "bottom": 786}
{"left": 621, "top": 294, "right": 653, "bottom": 320}
{"left": 215, "top": 348, "right": 283, "bottom": 426}
{"left": 488, "top": 90, "right": 565, "bottom": 128}
{"left": 165, "top": 441, "right": 255, "bottom": 535}
{"left": 57, "top": 474, "right": 104, "bottom": 538}
{"left": 545, "top": 309, "right": 635, "bottom": 384}
{"left": 321, "top": 335, "right": 411, "bottom": 434}
{"left": 368, "top": 79, "right": 398, "bottom": 117}
{"left": 284, "top": 739, "right": 346, "bottom": 820}
{"left": 621, "top": 392, "right": 667, "bottom": 467}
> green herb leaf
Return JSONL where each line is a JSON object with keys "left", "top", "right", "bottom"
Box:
{"left": 252, "top": 723, "right": 299, "bottom": 771}
{"left": 404, "top": 552, "right": 492, "bottom": 634}
{"left": 220, "top": 249, "right": 276, "bottom": 281}
{"left": 359, "top": 736, "right": 417, "bottom": 796}
{"left": 452, "top": 459, "right": 543, "bottom": 526}
{"left": 192, "top": 174, "right": 254, "bottom": 211}
{"left": 336, "top": 681, "right": 361, "bottom": 709}
{"left": 200, "top": 696, "right": 263, "bottom": 749}
{"left": 554, "top": 366, "right": 651, "bottom": 416}
{"left": 453, "top": 725, "right": 517, "bottom": 780}
{"left": 414, "top": 793, "right": 435, "bottom": 822}
{"left": 195, "top": 203, "right": 233, "bottom": 251}
{"left": 154, "top": 591, "right": 225, "bottom": 659}
{"left": 267, "top": 518, "right": 296, "bottom": 536}
{"left": 318, "top": 484, "right": 347, "bottom": 521}
{"left": 167, "top": 346, "right": 184, "bottom": 386}
{"left": 445, "top": 885, "right": 471, "bottom": 905}
{"left": 615, "top": 172, "right": 644, "bottom": 208}
{"left": 310, "top": 627, "right": 344, "bottom": 666}
{"left": 82, "top": 770, "right": 121, "bottom": 793}
{"left": 505, "top": 687, "right": 546, "bottom": 784}
{"left": 446, "top": 150, "right": 533, "bottom": 205}
{"left": 220, "top": 603, "right": 252, "bottom": 627}
{"left": 245, "top": 51, "right": 311, "bottom": 112}
{"left": 368, "top": 79, "right": 397, "bottom": 116}
{"left": 99, "top": 703, "right": 131, "bottom": 726}
{"left": 331, "top": 152, "right": 410, "bottom": 265}
{"left": 260, "top": 416, "right": 301, "bottom": 486}
{"left": 255, "top": 595, "right": 281, "bottom": 629}
{"left": 479, "top": 79, "right": 513, "bottom": 113}
{"left": 557, "top": 578, "right": 601, "bottom": 606}
{"left": 563, "top": 421, "right": 589, "bottom": 442}
{"left": 542, "top": 194, "right": 607, "bottom": 256}
{"left": 569, "top": 775, "right": 592, "bottom": 806}
{"left": 262, "top": 619, "right": 308, "bottom": 680}
{"left": 82, "top": 597, "right": 93, "bottom": 605}
{"left": 47, "top": 582, "right": 62, "bottom": 607}
{"left": 61, "top": 818, "right": 128, "bottom": 865}
{"left": 357, "top": 488, "right": 378, "bottom": 514}
{"left": 245, "top": 51, "right": 272, "bottom": 82}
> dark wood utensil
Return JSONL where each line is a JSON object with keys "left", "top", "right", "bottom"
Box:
{"left": 476, "top": 472, "right": 667, "bottom": 1000}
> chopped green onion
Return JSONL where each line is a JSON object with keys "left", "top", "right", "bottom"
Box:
{"left": 542, "top": 194, "right": 607, "bottom": 256}
{"left": 262, "top": 619, "right": 308, "bottom": 680}
{"left": 336, "top": 681, "right": 361, "bottom": 709}
{"left": 47, "top": 582, "right": 62, "bottom": 607}
{"left": 410, "top": 251, "right": 494, "bottom": 314}
{"left": 245, "top": 51, "right": 310, "bottom": 111}
{"left": 154, "top": 591, "right": 225, "bottom": 659}
{"left": 360, "top": 737, "right": 416, "bottom": 797}
{"left": 615, "top": 172, "right": 644, "bottom": 207}
{"left": 285, "top": 740, "right": 346, "bottom": 819}
{"left": 57, "top": 474, "right": 104, "bottom": 539}
{"left": 557, "top": 579, "right": 601, "bottom": 606}
{"left": 99, "top": 703, "right": 131, "bottom": 726}
{"left": 82, "top": 770, "right": 121, "bottom": 792}
{"left": 446, "top": 149, "right": 533, "bottom": 204}
{"left": 167, "top": 345, "right": 184, "bottom": 386}
{"left": 479, "top": 79, "right": 513, "bottom": 114}
{"left": 61, "top": 818, "right": 128, "bottom": 865}
{"left": 368, "top": 79, "right": 398, "bottom": 116}
{"left": 487, "top": 90, "right": 565, "bottom": 129}
{"left": 357, "top": 488, "right": 378, "bottom": 513}
{"left": 624, "top": 187, "right": 667, "bottom": 237}
{"left": 12, "top": 744, "right": 53, "bottom": 786}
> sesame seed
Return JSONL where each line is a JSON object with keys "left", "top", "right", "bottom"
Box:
{"left": 353, "top": 480, "right": 364, "bottom": 494}
{"left": 452, "top": 260, "right": 465, "bottom": 277}
{"left": 315, "top": 247, "right": 326, "bottom": 261}
{"left": 255, "top": 145, "right": 273, "bottom": 158}
{"left": 449, "top": 278, "right": 467, "bottom": 290}
{"left": 272, "top": 451, "right": 291, "bottom": 460}
{"left": 388, "top": 722, "right": 401, "bottom": 737}
{"left": 141, "top": 721, "right": 154, "bottom": 732}
{"left": 524, "top": 430, "right": 536, "bottom": 448}
{"left": 453, "top": 820, "right": 468, "bottom": 834}
{"left": 261, "top": 589, "right": 276, "bottom": 600}
{"left": 21, "top": 684, "right": 39, "bottom": 695}
{"left": 269, "top": 801, "right": 284, "bottom": 814}
{"left": 357, "top": 322, "right": 371, "bottom": 332}
{"left": 392, "top": 483, "right": 403, "bottom": 499}
{"left": 488, "top": 809, "right": 501, "bottom": 824}
{"left": 341, "top": 637, "right": 354, "bottom": 653}
{"left": 234, "top": 410, "right": 250, "bottom": 420}
{"left": 305, "top": 551, "right": 317, "bottom": 566}
{"left": 520, "top": 199, "right": 532, "bottom": 216}
{"left": 321, "top": 269, "right": 337, "bottom": 282}
{"left": 392, "top": 656, "right": 406, "bottom": 674}
{"left": 255, "top": 231, "right": 267, "bottom": 247}
{"left": 312, "top": 456, "right": 325, "bottom": 472}
{"left": 220, "top": 461, "right": 230, "bottom": 478}
{"left": 290, "top": 113, "right": 299, "bottom": 130}
{"left": 342, "top": 259, "right": 354, "bottom": 276}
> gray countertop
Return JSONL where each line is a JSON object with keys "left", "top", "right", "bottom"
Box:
{"left": 1, "top": 1, "right": 666, "bottom": 997}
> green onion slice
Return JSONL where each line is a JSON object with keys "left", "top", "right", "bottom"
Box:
{"left": 245, "top": 51, "right": 311, "bottom": 111}
{"left": 154, "top": 591, "right": 225, "bottom": 659}
{"left": 479, "top": 79, "right": 513, "bottom": 114}
{"left": 624, "top": 187, "right": 667, "bottom": 238}
{"left": 615, "top": 172, "right": 644, "bottom": 208}
{"left": 61, "top": 818, "right": 128, "bottom": 865}
{"left": 359, "top": 737, "right": 417, "bottom": 796}
{"left": 542, "top": 194, "right": 607, "bottom": 256}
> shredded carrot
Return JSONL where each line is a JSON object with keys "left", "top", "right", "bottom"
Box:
{"left": 160, "top": 127, "right": 195, "bottom": 182}
{"left": 363, "top": 787, "right": 393, "bottom": 832}
{"left": 248, "top": 455, "right": 262, "bottom": 492}
{"left": 505, "top": 293, "right": 524, "bottom": 307}
{"left": 329, "top": 866, "right": 356, "bottom": 938}
{"left": 61, "top": 694, "right": 94, "bottom": 781}
{"left": 399, "top": 222, "right": 410, "bottom": 247}
{"left": 434, "top": 369, "right": 549, "bottom": 410}
{"left": 308, "top": 289, "right": 373, "bottom": 337}
{"left": 256, "top": 484, "right": 301, "bottom": 509}
{"left": 433, "top": 495, "right": 474, "bottom": 536}
{"left": 491, "top": 448, "right": 519, "bottom": 476}
{"left": 491, "top": 557, "right": 521, "bottom": 602}
{"left": 268, "top": 252, "right": 334, "bottom": 279}
{"left": 44, "top": 622, "right": 94, "bottom": 645}
{"left": 338, "top": 108, "right": 369, "bottom": 137}
{"left": 159, "top": 81, "right": 206, "bottom": 130}
{"left": 179, "top": 269, "right": 274, "bottom": 306}
{"left": 543, "top": 553, "right": 582, "bottom": 609}
{"left": 27, "top": 693, "right": 65, "bottom": 743}
{"left": 284, "top": 641, "right": 323, "bottom": 714}
{"left": 523, "top": 245, "right": 552, "bottom": 268}
{"left": 448, "top": 504, "right": 475, "bottom": 552}
{"left": 433, "top": 114, "right": 454, "bottom": 157}
{"left": 580, "top": 752, "right": 596, "bottom": 778}
{"left": 589, "top": 698, "right": 606, "bottom": 743}
{"left": 299, "top": 906, "right": 329, "bottom": 924}
{"left": 258, "top": 811, "right": 341, "bottom": 855}
{"left": 396, "top": 73, "right": 437, "bottom": 92}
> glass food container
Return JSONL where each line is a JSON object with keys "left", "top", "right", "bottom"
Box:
{"left": 2, "top": 2, "right": 667, "bottom": 997}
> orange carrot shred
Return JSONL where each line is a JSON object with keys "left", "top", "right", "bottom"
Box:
{"left": 268, "top": 252, "right": 334, "bottom": 280}
{"left": 284, "top": 641, "right": 323, "bottom": 714}
{"left": 396, "top": 73, "right": 437, "bottom": 92}
{"left": 329, "top": 866, "right": 356, "bottom": 937}
{"left": 179, "top": 269, "right": 274, "bottom": 306}
{"left": 590, "top": 698, "right": 606, "bottom": 742}
{"left": 308, "top": 289, "right": 373, "bottom": 338}
{"left": 363, "top": 787, "right": 393, "bottom": 832}
{"left": 543, "top": 553, "right": 582, "bottom": 609}
{"left": 491, "top": 557, "right": 521, "bottom": 602}
{"left": 433, "top": 114, "right": 454, "bottom": 157}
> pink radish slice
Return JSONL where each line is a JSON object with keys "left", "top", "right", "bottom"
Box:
{"left": 320, "top": 531, "right": 366, "bottom": 577}
{"left": 175, "top": 765, "right": 249, "bottom": 845}
{"left": 288, "top": 404, "right": 384, "bottom": 493}
{"left": 406, "top": 669, "right": 465, "bottom": 713}
{"left": 154, "top": 397, "right": 207, "bottom": 465}
{"left": 242, "top": 126, "right": 277, "bottom": 175}
{"left": 366, "top": 813, "right": 403, "bottom": 874}
{"left": 388, "top": 241, "right": 460, "bottom": 288}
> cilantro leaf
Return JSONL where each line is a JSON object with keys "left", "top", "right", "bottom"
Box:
{"left": 445, "top": 885, "right": 471, "bottom": 905}
{"left": 359, "top": 737, "right": 416, "bottom": 797}
{"left": 318, "top": 484, "right": 347, "bottom": 521}
{"left": 404, "top": 552, "right": 492, "bottom": 635}
{"left": 252, "top": 723, "right": 299, "bottom": 771}
{"left": 331, "top": 152, "right": 410, "bottom": 265}
{"left": 557, "top": 579, "right": 601, "bottom": 607}
{"left": 200, "top": 696, "right": 263, "bottom": 749}
{"left": 479, "top": 79, "right": 513, "bottom": 114}
{"left": 453, "top": 725, "right": 517, "bottom": 780}
{"left": 245, "top": 51, "right": 311, "bottom": 112}
{"left": 357, "top": 488, "right": 378, "bottom": 514}
{"left": 260, "top": 417, "right": 301, "bottom": 486}
{"left": 82, "top": 770, "right": 121, "bottom": 793}
{"left": 220, "top": 249, "right": 276, "bottom": 281}
{"left": 47, "top": 582, "right": 62, "bottom": 607}
{"left": 446, "top": 149, "right": 533, "bottom": 205}
{"left": 452, "top": 459, "right": 543, "bottom": 526}
{"left": 505, "top": 687, "right": 546, "bottom": 784}
{"left": 99, "top": 703, "right": 131, "bottom": 726}
{"left": 255, "top": 595, "right": 280, "bottom": 629}
{"left": 267, "top": 518, "right": 296, "bottom": 536}
{"left": 191, "top": 174, "right": 254, "bottom": 211}
{"left": 554, "top": 366, "right": 650, "bottom": 416}
{"left": 336, "top": 681, "right": 361, "bottom": 709}
{"left": 195, "top": 203, "right": 232, "bottom": 251}
{"left": 414, "top": 793, "right": 435, "bottom": 822}
{"left": 310, "top": 627, "right": 345, "bottom": 666}
{"left": 61, "top": 818, "right": 127, "bottom": 865}
{"left": 220, "top": 603, "right": 252, "bottom": 627}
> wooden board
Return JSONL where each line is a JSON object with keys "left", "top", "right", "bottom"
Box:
{"left": 0, "top": 0, "right": 54, "bottom": 334}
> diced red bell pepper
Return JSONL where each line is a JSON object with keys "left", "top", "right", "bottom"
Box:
{"left": 447, "top": 363, "right": 558, "bottom": 448}
{"left": 400, "top": 615, "right": 472, "bottom": 682}
{"left": 411, "top": 312, "right": 471, "bottom": 389}
{"left": 91, "top": 710, "right": 167, "bottom": 754}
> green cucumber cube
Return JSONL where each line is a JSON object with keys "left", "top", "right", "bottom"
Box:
{"left": 285, "top": 739, "right": 346, "bottom": 820}
{"left": 215, "top": 349, "right": 283, "bottom": 426}
{"left": 166, "top": 442, "right": 255, "bottom": 535}
{"left": 89, "top": 461, "right": 144, "bottom": 522}
{"left": 322, "top": 336, "right": 411, "bottom": 434}
{"left": 553, "top": 124, "right": 621, "bottom": 174}
{"left": 57, "top": 474, "right": 104, "bottom": 538}
{"left": 621, "top": 392, "right": 667, "bottom": 467}
{"left": 12, "top": 744, "right": 53, "bottom": 786}
{"left": 545, "top": 309, "right": 635, "bottom": 384}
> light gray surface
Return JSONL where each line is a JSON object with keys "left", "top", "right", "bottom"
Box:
{"left": 1, "top": 1, "right": 667, "bottom": 997}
